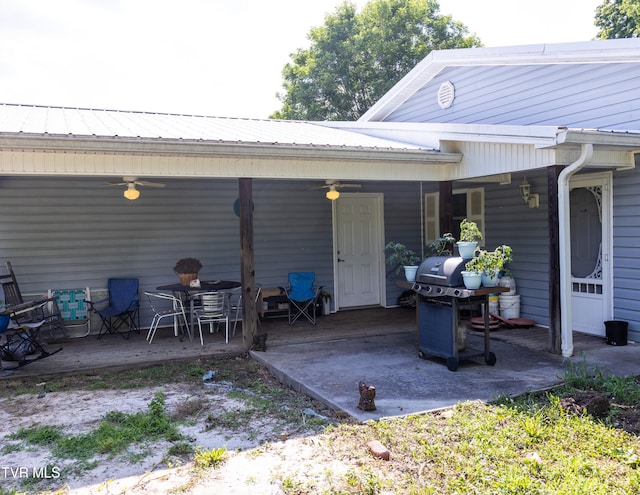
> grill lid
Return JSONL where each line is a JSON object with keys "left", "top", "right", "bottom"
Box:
{"left": 416, "top": 256, "right": 467, "bottom": 287}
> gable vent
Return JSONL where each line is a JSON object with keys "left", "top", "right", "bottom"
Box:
{"left": 437, "top": 81, "right": 455, "bottom": 109}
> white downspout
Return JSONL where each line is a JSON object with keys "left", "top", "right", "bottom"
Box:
{"left": 558, "top": 143, "right": 594, "bottom": 357}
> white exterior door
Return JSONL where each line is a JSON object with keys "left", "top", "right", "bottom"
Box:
{"left": 334, "top": 193, "right": 384, "bottom": 309}
{"left": 569, "top": 173, "right": 612, "bottom": 336}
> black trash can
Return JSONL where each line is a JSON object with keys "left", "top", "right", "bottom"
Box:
{"left": 605, "top": 320, "right": 628, "bottom": 346}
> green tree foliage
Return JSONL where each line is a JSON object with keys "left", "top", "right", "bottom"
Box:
{"left": 595, "top": 0, "right": 640, "bottom": 39}
{"left": 271, "top": 0, "right": 481, "bottom": 121}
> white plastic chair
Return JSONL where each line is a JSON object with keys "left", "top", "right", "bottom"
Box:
{"left": 191, "top": 291, "right": 230, "bottom": 345}
{"left": 229, "top": 285, "right": 262, "bottom": 337}
{"left": 144, "top": 291, "right": 190, "bottom": 344}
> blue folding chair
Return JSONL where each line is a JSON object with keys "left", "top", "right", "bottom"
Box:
{"left": 284, "top": 272, "right": 323, "bottom": 325}
{"left": 89, "top": 278, "right": 140, "bottom": 339}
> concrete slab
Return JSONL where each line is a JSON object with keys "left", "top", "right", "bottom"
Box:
{"left": 252, "top": 331, "right": 573, "bottom": 422}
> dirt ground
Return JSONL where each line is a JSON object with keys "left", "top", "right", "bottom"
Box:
{"left": 2, "top": 358, "right": 640, "bottom": 495}
{"left": 0, "top": 359, "right": 349, "bottom": 495}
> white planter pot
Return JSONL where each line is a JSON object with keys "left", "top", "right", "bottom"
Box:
{"left": 403, "top": 265, "right": 419, "bottom": 283}
{"left": 323, "top": 298, "right": 331, "bottom": 315}
{"left": 481, "top": 271, "right": 499, "bottom": 287}
{"left": 457, "top": 241, "right": 478, "bottom": 259}
{"left": 462, "top": 271, "right": 482, "bottom": 290}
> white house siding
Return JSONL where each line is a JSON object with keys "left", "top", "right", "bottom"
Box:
{"left": 382, "top": 63, "right": 640, "bottom": 131}
{"left": 612, "top": 168, "right": 640, "bottom": 342}
{"left": 444, "top": 141, "right": 557, "bottom": 179}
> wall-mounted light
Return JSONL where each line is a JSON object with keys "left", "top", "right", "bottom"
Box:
{"left": 519, "top": 177, "right": 539, "bottom": 208}
{"left": 326, "top": 185, "right": 340, "bottom": 201}
{"left": 123, "top": 183, "right": 140, "bottom": 200}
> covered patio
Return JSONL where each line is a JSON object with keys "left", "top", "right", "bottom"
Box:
{"left": 1, "top": 306, "right": 621, "bottom": 378}
{"left": 3, "top": 308, "right": 633, "bottom": 417}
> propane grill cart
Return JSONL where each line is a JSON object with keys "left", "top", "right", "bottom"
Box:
{"left": 415, "top": 286, "right": 508, "bottom": 371}
{"left": 408, "top": 256, "right": 509, "bottom": 371}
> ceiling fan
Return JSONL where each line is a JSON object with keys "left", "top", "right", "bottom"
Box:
{"left": 313, "top": 180, "right": 362, "bottom": 200}
{"left": 103, "top": 176, "right": 166, "bottom": 200}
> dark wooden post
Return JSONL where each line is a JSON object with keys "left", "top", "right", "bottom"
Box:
{"left": 439, "top": 181, "right": 453, "bottom": 237}
{"left": 547, "top": 166, "right": 563, "bottom": 354}
{"left": 239, "top": 178, "right": 259, "bottom": 349}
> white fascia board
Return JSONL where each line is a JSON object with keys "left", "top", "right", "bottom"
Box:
{"left": 553, "top": 129, "right": 640, "bottom": 150}
{"left": 323, "top": 121, "right": 563, "bottom": 147}
{"left": 0, "top": 134, "right": 462, "bottom": 165}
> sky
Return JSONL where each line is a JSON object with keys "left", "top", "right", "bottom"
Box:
{"left": 0, "top": 0, "right": 604, "bottom": 119}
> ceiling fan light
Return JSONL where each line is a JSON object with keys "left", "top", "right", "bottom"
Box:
{"left": 326, "top": 186, "right": 340, "bottom": 201}
{"left": 123, "top": 184, "right": 140, "bottom": 200}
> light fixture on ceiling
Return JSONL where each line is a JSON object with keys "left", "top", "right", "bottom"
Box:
{"left": 123, "top": 183, "right": 141, "bottom": 201}
{"left": 519, "top": 177, "right": 539, "bottom": 208}
{"left": 325, "top": 185, "right": 340, "bottom": 201}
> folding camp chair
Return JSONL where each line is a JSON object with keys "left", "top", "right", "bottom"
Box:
{"left": 88, "top": 278, "right": 140, "bottom": 339}
{"left": 284, "top": 272, "right": 323, "bottom": 325}
{"left": 48, "top": 288, "right": 91, "bottom": 338}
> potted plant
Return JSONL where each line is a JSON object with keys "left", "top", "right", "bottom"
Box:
{"left": 461, "top": 253, "right": 483, "bottom": 290}
{"left": 385, "top": 242, "right": 421, "bottom": 282}
{"left": 464, "top": 245, "right": 513, "bottom": 288}
{"left": 173, "top": 257, "right": 203, "bottom": 285}
{"left": 457, "top": 218, "right": 483, "bottom": 258}
{"left": 425, "top": 233, "right": 456, "bottom": 257}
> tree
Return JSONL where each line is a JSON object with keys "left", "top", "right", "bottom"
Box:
{"left": 595, "top": 0, "right": 640, "bottom": 39}
{"left": 271, "top": 0, "right": 481, "bottom": 121}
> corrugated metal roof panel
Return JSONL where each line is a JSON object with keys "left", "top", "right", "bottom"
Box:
{"left": 0, "top": 103, "right": 431, "bottom": 151}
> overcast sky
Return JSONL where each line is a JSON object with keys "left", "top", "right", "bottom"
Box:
{"left": 0, "top": 0, "right": 603, "bottom": 119}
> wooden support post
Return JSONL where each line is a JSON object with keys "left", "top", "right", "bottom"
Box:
{"left": 439, "top": 181, "right": 453, "bottom": 237}
{"left": 239, "top": 178, "right": 259, "bottom": 349}
{"left": 548, "top": 166, "right": 563, "bottom": 354}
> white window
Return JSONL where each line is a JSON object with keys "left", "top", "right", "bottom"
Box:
{"left": 424, "top": 187, "right": 485, "bottom": 245}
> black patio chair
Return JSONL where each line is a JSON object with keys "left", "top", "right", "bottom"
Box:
{"left": 88, "top": 278, "right": 140, "bottom": 339}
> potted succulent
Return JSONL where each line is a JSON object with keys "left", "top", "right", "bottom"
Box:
{"left": 463, "top": 245, "right": 513, "bottom": 288}
{"left": 385, "top": 242, "right": 421, "bottom": 282}
{"left": 173, "top": 257, "right": 203, "bottom": 285}
{"left": 457, "top": 218, "right": 483, "bottom": 258}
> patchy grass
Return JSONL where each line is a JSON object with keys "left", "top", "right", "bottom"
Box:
{"left": 3, "top": 356, "right": 640, "bottom": 493}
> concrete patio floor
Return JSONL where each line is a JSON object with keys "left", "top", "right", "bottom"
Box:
{"left": 252, "top": 316, "right": 640, "bottom": 422}
{"left": 3, "top": 307, "right": 639, "bottom": 424}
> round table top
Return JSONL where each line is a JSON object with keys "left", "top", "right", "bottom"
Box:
{"left": 156, "top": 280, "right": 241, "bottom": 292}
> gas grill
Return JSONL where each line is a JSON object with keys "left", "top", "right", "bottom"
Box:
{"left": 411, "top": 256, "right": 506, "bottom": 371}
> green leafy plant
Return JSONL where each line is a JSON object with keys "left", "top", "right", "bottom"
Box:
{"left": 465, "top": 245, "right": 512, "bottom": 277}
{"left": 458, "top": 218, "right": 483, "bottom": 242}
{"left": 425, "top": 233, "right": 456, "bottom": 257}
{"left": 194, "top": 446, "right": 227, "bottom": 468}
{"left": 385, "top": 242, "right": 420, "bottom": 273}
{"left": 173, "top": 257, "right": 203, "bottom": 274}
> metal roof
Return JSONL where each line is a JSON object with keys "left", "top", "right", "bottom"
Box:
{"left": 0, "top": 103, "right": 431, "bottom": 151}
